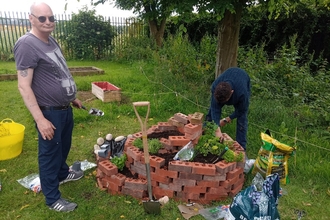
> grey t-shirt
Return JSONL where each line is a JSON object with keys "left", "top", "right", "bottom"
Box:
{"left": 14, "top": 33, "right": 76, "bottom": 106}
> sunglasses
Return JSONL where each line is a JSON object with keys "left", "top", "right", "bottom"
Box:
{"left": 31, "top": 13, "right": 55, "bottom": 23}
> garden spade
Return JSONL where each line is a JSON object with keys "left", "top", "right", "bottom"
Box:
{"left": 133, "top": 101, "right": 161, "bottom": 215}
{"left": 82, "top": 105, "right": 104, "bottom": 116}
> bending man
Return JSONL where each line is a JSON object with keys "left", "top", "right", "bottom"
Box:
{"left": 206, "top": 67, "right": 251, "bottom": 150}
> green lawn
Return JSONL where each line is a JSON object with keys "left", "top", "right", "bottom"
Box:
{"left": 0, "top": 60, "right": 329, "bottom": 220}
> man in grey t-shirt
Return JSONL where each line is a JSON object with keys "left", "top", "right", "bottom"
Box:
{"left": 14, "top": 2, "right": 83, "bottom": 212}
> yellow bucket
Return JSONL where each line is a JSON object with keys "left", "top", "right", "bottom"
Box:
{"left": 0, "top": 118, "right": 25, "bottom": 160}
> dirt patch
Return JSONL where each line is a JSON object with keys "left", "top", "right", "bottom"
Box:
{"left": 77, "top": 91, "right": 97, "bottom": 102}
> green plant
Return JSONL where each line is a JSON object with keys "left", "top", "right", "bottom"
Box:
{"left": 194, "top": 122, "right": 225, "bottom": 156}
{"left": 148, "top": 139, "right": 163, "bottom": 154}
{"left": 111, "top": 153, "right": 127, "bottom": 171}
{"left": 132, "top": 138, "right": 162, "bottom": 154}
{"left": 133, "top": 138, "right": 143, "bottom": 149}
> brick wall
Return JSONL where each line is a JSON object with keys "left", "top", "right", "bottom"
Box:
{"left": 95, "top": 112, "right": 245, "bottom": 204}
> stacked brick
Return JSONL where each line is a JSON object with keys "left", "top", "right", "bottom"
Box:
{"left": 95, "top": 112, "right": 245, "bottom": 204}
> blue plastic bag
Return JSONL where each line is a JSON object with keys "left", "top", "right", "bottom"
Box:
{"left": 226, "top": 173, "right": 281, "bottom": 220}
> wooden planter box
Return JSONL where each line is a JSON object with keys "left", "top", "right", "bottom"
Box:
{"left": 92, "top": 82, "right": 121, "bottom": 102}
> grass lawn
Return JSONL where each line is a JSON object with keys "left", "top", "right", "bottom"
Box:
{"left": 0, "top": 60, "right": 329, "bottom": 219}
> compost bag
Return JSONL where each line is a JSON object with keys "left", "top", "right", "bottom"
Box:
{"left": 252, "top": 130, "right": 296, "bottom": 185}
{"left": 227, "top": 173, "right": 281, "bottom": 220}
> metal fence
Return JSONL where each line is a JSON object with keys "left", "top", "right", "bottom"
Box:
{"left": 0, "top": 11, "right": 145, "bottom": 60}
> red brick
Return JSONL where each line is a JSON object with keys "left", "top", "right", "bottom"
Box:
{"left": 111, "top": 173, "right": 126, "bottom": 186}
{"left": 203, "top": 174, "right": 227, "bottom": 181}
{"left": 184, "top": 123, "right": 202, "bottom": 134}
{"left": 124, "top": 137, "right": 135, "bottom": 150}
{"left": 232, "top": 175, "right": 245, "bottom": 190}
{"left": 133, "top": 132, "right": 142, "bottom": 138}
{"left": 121, "top": 187, "right": 147, "bottom": 199}
{"left": 229, "top": 182, "right": 244, "bottom": 197}
{"left": 175, "top": 192, "right": 190, "bottom": 202}
{"left": 187, "top": 192, "right": 202, "bottom": 200}
{"left": 215, "top": 161, "right": 233, "bottom": 175}
{"left": 221, "top": 174, "right": 239, "bottom": 190}
{"left": 159, "top": 138, "right": 173, "bottom": 150}
{"left": 168, "top": 161, "right": 192, "bottom": 173}
{"left": 153, "top": 186, "right": 175, "bottom": 198}
{"left": 205, "top": 193, "right": 228, "bottom": 201}
{"left": 208, "top": 186, "right": 229, "bottom": 195}
{"left": 177, "top": 126, "right": 185, "bottom": 134}
{"left": 165, "top": 183, "right": 183, "bottom": 192}
{"left": 155, "top": 168, "right": 178, "bottom": 179}
{"left": 196, "top": 180, "right": 220, "bottom": 188}
{"left": 108, "top": 180, "right": 122, "bottom": 192}
{"left": 98, "top": 160, "right": 118, "bottom": 176}
{"left": 169, "top": 136, "right": 190, "bottom": 146}
{"left": 124, "top": 178, "right": 147, "bottom": 191}
{"left": 192, "top": 162, "right": 216, "bottom": 175}
{"left": 191, "top": 136, "right": 200, "bottom": 145}
{"left": 151, "top": 172, "right": 170, "bottom": 184}
{"left": 130, "top": 160, "right": 146, "bottom": 176}
{"left": 147, "top": 125, "right": 159, "bottom": 135}
{"left": 183, "top": 185, "right": 207, "bottom": 194}
{"left": 126, "top": 146, "right": 142, "bottom": 161}
{"left": 95, "top": 154, "right": 109, "bottom": 164}
{"left": 126, "top": 154, "right": 134, "bottom": 164}
{"left": 179, "top": 172, "right": 203, "bottom": 181}
{"left": 158, "top": 182, "right": 170, "bottom": 190}
{"left": 97, "top": 177, "right": 107, "bottom": 191}
{"left": 96, "top": 168, "right": 105, "bottom": 178}
{"left": 227, "top": 167, "right": 244, "bottom": 179}
{"left": 108, "top": 188, "right": 122, "bottom": 195}
{"left": 149, "top": 155, "right": 165, "bottom": 169}
{"left": 157, "top": 122, "right": 177, "bottom": 131}
{"left": 184, "top": 129, "right": 202, "bottom": 140}
{"left": 174, "top": 113, "right": 189, "bottom": 124}
{"left": 173, "top": 178, "right": 196, "bottom": 187}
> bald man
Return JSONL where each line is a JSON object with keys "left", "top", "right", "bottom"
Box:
{"left": 14, "top": 2, "right": 83, "bottom": 212}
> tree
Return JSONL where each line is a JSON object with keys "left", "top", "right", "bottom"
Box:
{"left": 72, "top": 0, "right": 303, "bottom": 78}
{"left": 87, "top": 0, "right": 240, "bottom": 76}
{"left": 91, "top": 0, "right": 185, "bottom": 47}
{"left": 59, "top": 7, "right": 114, "bottom": 60}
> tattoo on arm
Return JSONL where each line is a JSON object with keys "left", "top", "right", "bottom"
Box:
{"left": 19, "top": 69, "right": 28, "bottom": 77}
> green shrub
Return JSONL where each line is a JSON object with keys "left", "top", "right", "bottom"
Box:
{"left": 111, "top": 154, "right": 127, "bottom": 171}
{"left": 132, "top": 138, "right": 162, "bottom": 154}
{"left": 58, "top": 7, "right": 115, "bottom": 60}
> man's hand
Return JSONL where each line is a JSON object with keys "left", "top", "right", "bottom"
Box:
{"left": 71, "top": 99, "right": 82, "bottom": 109}
{"left": 220, "top": 117, "right": 231, "bottom": 127}
{"left": 36, "top": 117, "right": 56, "bottom": 140}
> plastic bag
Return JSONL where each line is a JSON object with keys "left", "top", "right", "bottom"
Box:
{"left": 199, "top": 205, "right": 229, "bottom": 220}
{"left": 226, "top": 173, "right": 281, "bottom": 220}
{"left": 17, "top": 160, "right": 96, "bottom": 193}
{"left": 173, "top": 141, "right": 194, "bottom": 161}
{"left": 253, "top": 130, "right": 295, "bottom": 185}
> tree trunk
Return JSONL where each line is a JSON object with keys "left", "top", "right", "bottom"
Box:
{"left": 214, "top": 6, "right": 243, "bottom": 79}
{"left": 148, "top": 18, "right": 166, "bottom": 47}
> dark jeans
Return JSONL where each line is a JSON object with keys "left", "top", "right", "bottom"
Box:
{"left": 36, "top": 107, "right": 73, "bottom": 206}
{"left": 206, "top": 108, "right": 248, "bottom": 150}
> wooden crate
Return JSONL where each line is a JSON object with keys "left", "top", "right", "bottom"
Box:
{"left": 91, "top": 82, "right": 121, "bottom": 102}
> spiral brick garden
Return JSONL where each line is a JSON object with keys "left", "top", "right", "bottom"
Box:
{"left": 95, "top": 112, "right": 245, "bottom": 204}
